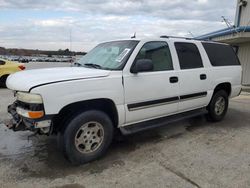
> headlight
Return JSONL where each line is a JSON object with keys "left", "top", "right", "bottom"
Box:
{"left": 16, "top": 92, "right": 43, "bottom": 104}
{"left": 15, "top": 92, "right": 44, "bottom": 119}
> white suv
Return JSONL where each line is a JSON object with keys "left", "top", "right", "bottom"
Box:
{"left": 6, "top": 37, "right": 242, "bottom": 164}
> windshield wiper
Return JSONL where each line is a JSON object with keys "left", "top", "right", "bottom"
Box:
{"left": 84, "top": 63, "right": 103, "bottom": 69}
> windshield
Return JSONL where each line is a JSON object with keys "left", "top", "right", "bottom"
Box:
{"left": 75, "top": 40, "right": 139, "bottom": 70}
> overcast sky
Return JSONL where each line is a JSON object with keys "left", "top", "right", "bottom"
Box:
{"left": 0, "top": 0, "right": 237, "bottom": 51}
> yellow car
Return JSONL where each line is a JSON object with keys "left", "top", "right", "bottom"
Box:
{"left": 0, "top": 58, "right": 25, "bottom": 87}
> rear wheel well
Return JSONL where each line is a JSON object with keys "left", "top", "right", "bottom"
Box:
{"left": 213, "top": 83, "right": 231, "bottom": 96}
{"left": 52, "top": 99, "right": 119, "bottom": 133}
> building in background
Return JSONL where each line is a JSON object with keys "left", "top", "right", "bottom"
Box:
{"left": 197, "top": 0, "right": 250, "bottom": 86}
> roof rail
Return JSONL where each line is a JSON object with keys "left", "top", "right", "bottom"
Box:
{"left": 160, "top": 35, "right": 196, "bottom": 40}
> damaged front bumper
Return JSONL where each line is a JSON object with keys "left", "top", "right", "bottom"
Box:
{"left": 7, "top": 102, "right": 53, "bottom": 134}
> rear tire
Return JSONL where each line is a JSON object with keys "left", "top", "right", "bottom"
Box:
{"left": 206, "top": 90, "right": 228, "bottom": 122}
{"left": 0, "top": 75, "right": 8, "bottom": 88}
{"left": 58, "top": 110, "right": 114, "bottom": 165}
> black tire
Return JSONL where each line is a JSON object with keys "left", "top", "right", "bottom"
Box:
{"left": 206, "top": 90, "right": 229, "bottom": 122}
{"left": 58, "top": 110, "right": 114, "bottom": 165}
{"left": 0, "top": 75, "right": 8, "bottom": 88}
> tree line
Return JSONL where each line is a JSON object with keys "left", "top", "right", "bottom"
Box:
{"left": 0, "top": 47, "right": 86, "bottom": 56}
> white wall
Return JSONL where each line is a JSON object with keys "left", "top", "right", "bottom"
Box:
{"left": 238, "top": 0, "right": 250, "bottom": 26}
{"left": 238, "top": 43, "right": 250, "bottom": 85}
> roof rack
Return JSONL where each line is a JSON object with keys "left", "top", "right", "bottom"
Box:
{"left": 160, "top": 35, "right": 195, "bottom": 40}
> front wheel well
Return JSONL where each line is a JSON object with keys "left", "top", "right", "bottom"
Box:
{"left": 213, "top": 82, "right": 231, "bottom": 97}
{"left": 52, "top": 99, "right": 119, "bottom": 133}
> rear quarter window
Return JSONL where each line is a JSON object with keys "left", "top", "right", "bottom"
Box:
{"left": 202, "top": 43, "right": 240, "bottom": 66}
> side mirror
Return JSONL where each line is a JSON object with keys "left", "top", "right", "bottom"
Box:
{"left": 131, "top": 59, "right": 153, "bottom": 73}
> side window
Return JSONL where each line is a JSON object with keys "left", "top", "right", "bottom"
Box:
{"left": 135, "top": 42, "right": 173, "bottom": 71}
{"left": 175, "top": 42, "right": 203, "bottom": 69}
{"left": 202, "top": 42, "right": 240, "bottom": 66}
{"left": 0, "top": 60, "right": 5, "bottom": 65}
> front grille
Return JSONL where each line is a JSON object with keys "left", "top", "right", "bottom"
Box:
{"left": 15, "top": 100, "right": 44, "bottom": 111}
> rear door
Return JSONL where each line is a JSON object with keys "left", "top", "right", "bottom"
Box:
{"left": 175, "top": 42, "right": 211, "bottom": 112}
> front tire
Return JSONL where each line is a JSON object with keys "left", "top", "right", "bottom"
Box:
{"left": 58, "top": 110, "right": 114, "bottom": 165}
{"left": 207, "top": 90, "right": 229, "bottom": 122}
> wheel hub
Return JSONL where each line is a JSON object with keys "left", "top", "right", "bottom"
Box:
{"left": 214, "top": 96, "right": 225, "bottom": 116}
{"left": 75, "top": 121, "right": 104, "bottom": 154}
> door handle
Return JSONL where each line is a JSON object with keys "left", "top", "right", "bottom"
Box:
{"left": 169, "top": 76, "right": 178, "bottom": 83}
{"left": 200, "top": 74, "right": 207, "bottom": 80}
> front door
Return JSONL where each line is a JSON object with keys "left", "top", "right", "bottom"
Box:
{"left": 123, "top": 41, "right": 179, "bottom": 125}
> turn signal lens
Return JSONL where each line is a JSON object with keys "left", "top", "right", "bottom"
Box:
{"left": 16, "top": 107, "right": 44, "bottom": 119}
{"left": 18, "top": 65, "right": 26, "bottom": 70}
{"left": 28, "top": 111, "right": 44, "bottom": 119}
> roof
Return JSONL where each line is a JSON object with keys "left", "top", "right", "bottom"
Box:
{"left": 103, "top": 36, "right": 204, "bottom": 43}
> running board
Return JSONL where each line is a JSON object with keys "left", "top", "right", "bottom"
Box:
{"left": 120, "top": 108, "right": 207, "bottom": 135}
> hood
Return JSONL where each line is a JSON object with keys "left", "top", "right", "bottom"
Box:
{"left": 7, "top": 67, "right": 110, "bottom": 92}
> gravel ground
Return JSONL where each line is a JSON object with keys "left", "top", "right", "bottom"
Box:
{"left": 0, "top": 62, "right": 250, "bottom": 188}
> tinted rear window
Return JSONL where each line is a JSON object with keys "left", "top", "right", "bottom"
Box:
{"left": 175, "top": 42, "right": 203, "bottom": 69}
{"left": 202, "top": 43, "right": 240, "bottom": 66}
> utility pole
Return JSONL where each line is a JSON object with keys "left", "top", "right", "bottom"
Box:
{"left": 69, "top": 28, "right": 72, "bottom": 52}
